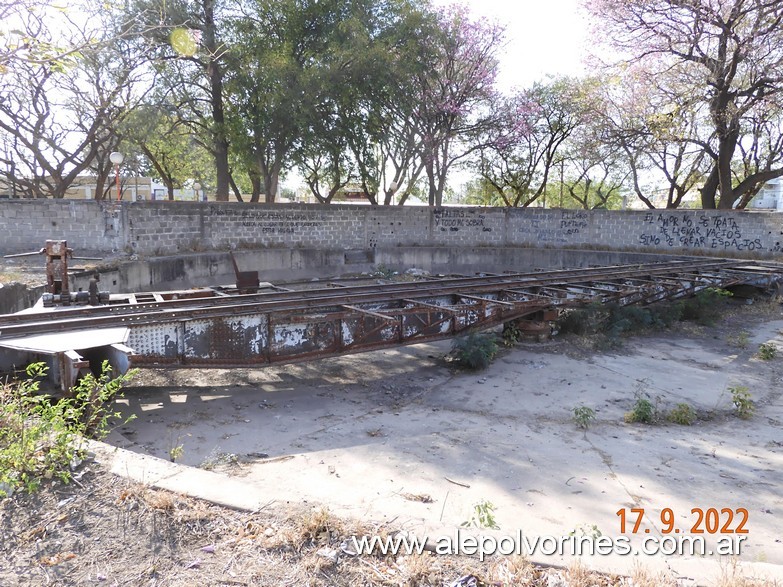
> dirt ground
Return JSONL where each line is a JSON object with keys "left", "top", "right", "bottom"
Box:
{"left": 1, "top": 299, "right": 782, "bottom": 586}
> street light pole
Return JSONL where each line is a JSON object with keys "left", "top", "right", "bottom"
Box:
{"left": 109, "top": 151, "right": 124, "bottom": 201}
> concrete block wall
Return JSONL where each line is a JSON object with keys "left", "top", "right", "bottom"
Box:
{"left": 0, "top": 200, "right": 124, "bottom": 253}
{"left": 1, "top": 200, "right": 782, "bottom": 259}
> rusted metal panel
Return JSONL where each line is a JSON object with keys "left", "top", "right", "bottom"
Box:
{"left": 183, "top": 315, "right": 268, "bottom": 362}
{"left": 271, "top": 319, "right": 339, "bottom": 359}
{"left": 2, "top": 259, "right": 782, "bottom": 391}
{"left": 127, "top": 323, "right": 181, "bottom": 359}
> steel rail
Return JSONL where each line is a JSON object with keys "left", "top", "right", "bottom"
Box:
{"left": 0, "top": 262, "right": 771, "bottom": 340}
{"left": 0, "top": 259, "right": 746, "bottom": 330}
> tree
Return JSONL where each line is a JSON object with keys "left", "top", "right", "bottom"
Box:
{"left": 461, "top": 177, "right": 506, "bottom": 206}
{"left": 733, "top": 99, "right": 783, "bottom": 208}
{"left": 0, "top": 2, "right": 151, "bottom": 198}
{"left": 414, "top": 6, "right": 504, "bottom": 206}
{"left": 561, "top": 135, "right": 627, "bottom": 210}
{"left": 477, "top": 77, "right": 592, "bottom": 207}
{"left": 128, "top": 0, "right": 233, "bottom": 201}
{"left": 589, "top": 0, "right": 783, "bottom": 209}
{"left": 223, "top": 0, "right": 343, "bottom": 203}
{"left": 599, "top": 73, "right": 708, "bottom": 208}
{"left": 289, "top": 0, "right": 434, "bottom": 205}
{"left": 120, "top": 104, "right": 214, "bottom": 200}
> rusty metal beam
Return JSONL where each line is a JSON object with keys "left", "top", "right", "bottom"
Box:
{"left": 341, "top": 305, "right": 396, "bottom": 321}
{"left": 456, "top": 293, "right": 515, "bottom": 307}
{"left": 1, "top": 259, "right": 781, "bottom": 391}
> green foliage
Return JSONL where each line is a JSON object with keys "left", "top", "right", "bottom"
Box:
{"left": 624, "top": 388, "right": 659, "bottom": 424}
{"left": 729, "top": 385, "right": 754, "bottom": 419}
{"left": 572, "top": 406, "right": 596, "bottom": 430}
{"left": 556, "top": 288, "right": 733, "bottom": 345}
{"left": 461, "top": 499, "right": 500, "bottom": 530}
{"left": 120, "top": 107, "right": 215, "bottom": 198}
{"left": 668, "top": 403, "right": 696, "bottom": 425}
{"left": 677, "top": 288, "right": 732, "bottom": 326}
{"left": 169, "top": 445, "right": 184, "bottom": 463}
{"left": 569, "top": 524, "right": 602, "bottom": 538}
{"left": 0, "top": 362, "right": 136, "bottom": 497}
{"left": 451, "top": 333, "right": 499, "bottom": 370}
{"left": 501, "top": 323, "right": 522, "bottom": 346}
{"left": 556, "top": 308, "right": 594, "bottom": 335}
{"left": 200, "top": 449, "right": 238, "bottom": 471}
{"left": 758, "top": 342, "right": 777, "bottom": 360}
{"left": 461, "top": 177, "right": 508, "bottom": 206}
{"left": 370, "top": 264, "right": 397, "bottom": 279}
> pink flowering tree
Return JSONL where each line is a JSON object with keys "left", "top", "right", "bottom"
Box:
{"left": 476, "top": 77, "right": 594, "bottom": 207}
{"left": 413, "top": 5, "right": 504, "bottom": 206}
{"left": 587, "top": 0, "right": 783, "bottom": 209}
{"left": 598, "top": 67, "right": 709, "bottom": 209}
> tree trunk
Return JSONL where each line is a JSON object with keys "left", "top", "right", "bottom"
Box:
{"left": 203, "top": 0, "right": 230, "bottom": 202}
{"left": 95, "top": 176, "right": 107, "bottom": 200}
{"left": 700, "top": 165, "right": 719, "bottom": 209}
{"left": 264, "top": 172, "right": 278, "bottom": 203}
{"left": 425, "top": 161, "right": 436, "bottom": 206}
{"left": 229, "top": 173, "right": 245, "bottom": 202}
{"left": 716, "top": 127, "right": 740, "bottom": 209}
{"left": 250, "top": 173, "right": 262, "bottom": 203}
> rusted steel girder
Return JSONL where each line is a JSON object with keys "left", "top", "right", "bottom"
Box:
{"left": 0, "top": 259, "right": 781, "bottom": 391}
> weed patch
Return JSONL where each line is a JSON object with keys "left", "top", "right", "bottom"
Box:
{"left": 572, "top": 406, "right": 596, "bottom": 430}
{"left": 451, "top": 333, "right": 499, "bottom": 370}
{"left": 555, "top": 288, "right": 733, "bottom": 346}
{"left": 668, "top": 402, "right": 696, "bottom": 425}
{"left": 0, "top": 362, "right": 136, "bottom": 497}
{"left": 624, "top": 386, "right": 660, "bottom": 424}
{"left": 729, "top": 385, "right": 754, "bottom": 419}
{"left": 461, "top": 499, "right": 500, "bottom": 530}
{"left": 757, "top": 342, "right": 777, "bottom": 360}
{"left": 727, "top": 331, "right": 750, "bottom": 349}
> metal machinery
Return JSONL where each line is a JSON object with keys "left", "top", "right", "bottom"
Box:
{"left": 3, "top": 240, "right": 109, "bottom": 307}
{"left": 1, "top": 253, "right": 782, "bottom": 392}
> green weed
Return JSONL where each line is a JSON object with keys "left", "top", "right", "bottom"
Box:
{"left": 555, "top": 288, "right": 732, "bottom": 344}
{"left": 451, "top": 333, "right": 499, "bottom": 370}
{"left": 758, "top": 343, "right": 777, "bottom": 360}
{"left": 502, "top": 323, "right": 522, "bottom": 346}
{"left": 572, "top": 406, "right": 596, "bottom": 430}
{"left": 727, "top": 331, "right": 750, "bottom": 349}
{"left": 729, "top": 385, "right": 754, "bottom": 419}
{"left": 0, "top": 362, "right": 136, "bottom": 497}
{"left": 668, "top": 403, "right": 696, "bottom": 425}
{"left": 461, "top": 499, "right": 500, "bottom": 530}
{"left": 371, "top": 264, "right": 396, "bottom": 279}
{"left": 624, "top": 386, "right": 660, "bottom": 424}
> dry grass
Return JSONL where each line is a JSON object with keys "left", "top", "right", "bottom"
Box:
{"left": 0, "top": 463, "right": 781, "bottom": 586}
{"left": 0, "top": 269, "right": 24, "bottom": 285}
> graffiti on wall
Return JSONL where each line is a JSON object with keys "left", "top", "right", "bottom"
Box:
{"left": 433, "top": 208, "right": 491, "bottom": 232}
{"left": 520, "top": 210, "right": 589, "bottom": 244}
{"left": 638, "top": 213, "right": 764, "bottom": 252}
{"left": 209, "top": 207, "right": 323, "bottom": 234}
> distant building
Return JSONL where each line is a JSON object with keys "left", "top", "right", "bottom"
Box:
{"left": 0, "top": 175, "right": 207, "bottom": 201}
{"left": 749, "top": 178, "right": 783, "bottom": 211}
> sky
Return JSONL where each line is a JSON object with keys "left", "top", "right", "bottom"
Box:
{"left": 433, "top": 0, "right": 593, "bottom": 90}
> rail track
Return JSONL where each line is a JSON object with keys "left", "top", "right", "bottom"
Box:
{"left": 1, "top": 259, "right": 781, "bottom": 391}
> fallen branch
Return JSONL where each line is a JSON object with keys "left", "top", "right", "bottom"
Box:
{"left": 444, "top": 477, "right": 470, "bottom": 488}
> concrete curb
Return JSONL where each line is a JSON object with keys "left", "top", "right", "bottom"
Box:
{"left": 86, "top": 439, "right": 783, "bottom": 586}
{"left": 86, "top": 439, "right": 273, "bottom": 513}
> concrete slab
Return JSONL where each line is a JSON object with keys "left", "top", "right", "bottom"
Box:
{"left": 110, "top": 317, "right": 783, "bottom": 584}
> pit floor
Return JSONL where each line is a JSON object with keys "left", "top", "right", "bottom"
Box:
{"left": 109, "top": 306, "right": 783, "bottom": 582}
